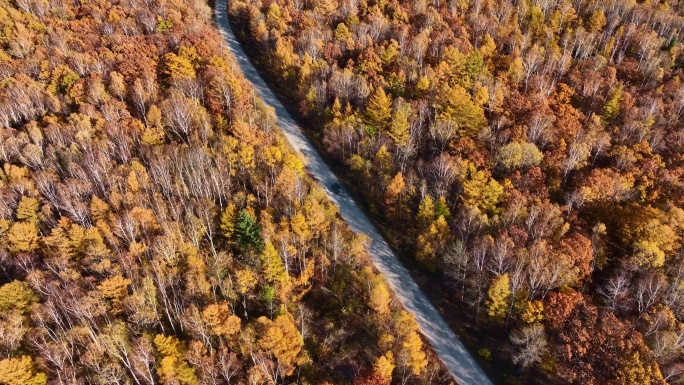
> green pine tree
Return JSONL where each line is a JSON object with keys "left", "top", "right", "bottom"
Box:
{"left": 434, "top": 196, "right": 451, "bottom": 219}
{"left": 235, "top": 210, "right": 263, "bottom": 251}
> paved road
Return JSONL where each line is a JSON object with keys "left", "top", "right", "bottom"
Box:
{"left": 214, "top": 3, "right": 493, "bottom": 384}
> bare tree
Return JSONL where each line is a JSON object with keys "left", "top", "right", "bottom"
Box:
{"left": 635, "top": 272, "right": 668, "bottom": 319}
{"left": 510, "top": 324, "right": 548, "bottom": 370}
{"left": 599, "top": 270, "right": 631, "bottom": 312}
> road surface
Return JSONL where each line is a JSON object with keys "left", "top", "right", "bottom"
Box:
{"left": 214, "top": 3, "right": 493, "bottom": 384}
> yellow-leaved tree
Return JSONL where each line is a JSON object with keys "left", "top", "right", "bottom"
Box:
{"left": 395, "top": 311, "right": 428, "bottom": 377}
{"left": 519, "top": 300, "right": 544, "bottom": 324}
{"left": 460, "top": 164, "right": 504, "bottom": 214}
{"left": 154, "top": 334, "right": 199, "bottom": 385}
{"left": 0, "top": 280, "right": 37, "bottom": 315}
{"left": 486, "top": 273, "right": 511, "bottom": 321}
{"left": 416, "top": 195, "right": 435, "bottom": 227}
{"left": 362, "top": 267, "right": 391, "bottom": 315}
{"left": 97, "top": 275, "right": 131, "bottom": 315}
{"left": 163, "top": 46, "right": 201, "bottom": 83}
{"left": 373, "top": 351, "right": 395, "bottom": 381}
{"left": 388, "top": 107, "right": 410, "bottom": 146}
{"left": 365, "top": 87, "right": 392, "bottom": 133}
{"left": 16, "top": 196, "right": 39, "bottom": 223}
{"left": 202, "top": 303, "right": 241, "bottom": 338}
{"left": 261, "top": 240, "right": 288, "bottom": 283}
{"left": 385, "top": 172, "right": 405, "bottom": 207}
{"left": 220, "top": 203, "right": 238, "bottom": 241}
{"left": 0, "top": 356, "right": 46, "bottom": 385}
{"left": 290, "top": 213, "right": 311, "bottom": 244}
{"left": 435, "top": 84, "right": 486, "bottom": 138}
{"left": 7, "top": 221, "right": 40, "bottom": 253}
{"left": 370, "top": 279, "right": 391, "bottom": 316}
{"left": 416, "top": 215, "right": 449, "bottom": 270}
{"left": 612, "top": 350, "right": 663, "bottom": 385}
{"left": 256, "top": 312, "right": 304, "bottom": 376}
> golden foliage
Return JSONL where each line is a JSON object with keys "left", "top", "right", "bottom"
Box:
{"left": 7, "top": 221, "right": 39, "bottom": 253}
{"left": 0, "top": 356, "right": 46, "bottom": 385}
{"left": 256, "top": 312, "right": 304, "bottom": 376}
{"left": 395, "top": 311, "right": 427, "bottom": 375}
{"left": 16, "top": 196, "right": 39, "bottom": 223}
{"left": 486, "top": 274, "right": 511, "bottom": 321}
{"left": 373, "top": 351, "right": 395, "bottom": 381}
{"left": 0, "top": 280, "right": 37, "bottom": 315}
{"left": 97, "top": 275, "right": 131, "bottom": 314}
{"left": 154, "top": 334, "right": 199, "bottom": 385}
{"left": 202, "top": 303, "right": 241, "bottom": 337}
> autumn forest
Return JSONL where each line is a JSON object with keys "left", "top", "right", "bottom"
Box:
{"left": 2, "top": 0, "right": 684, "bottom": 383}
{"left": 227, "top": 0, "right": 684, "bottom": 383}
{"left": 0, "top": 0, "right": 446, "bottom": 384}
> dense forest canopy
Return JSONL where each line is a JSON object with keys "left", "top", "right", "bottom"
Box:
{"left": 228, "top": 0, "right": 684, "bottom": 383}
{"left": 0, "top": 0, "right": 448, "bottom": 383}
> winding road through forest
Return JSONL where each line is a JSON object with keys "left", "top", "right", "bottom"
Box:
{"left": 214, "top": 2, "right": 493, "bottom": 384}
